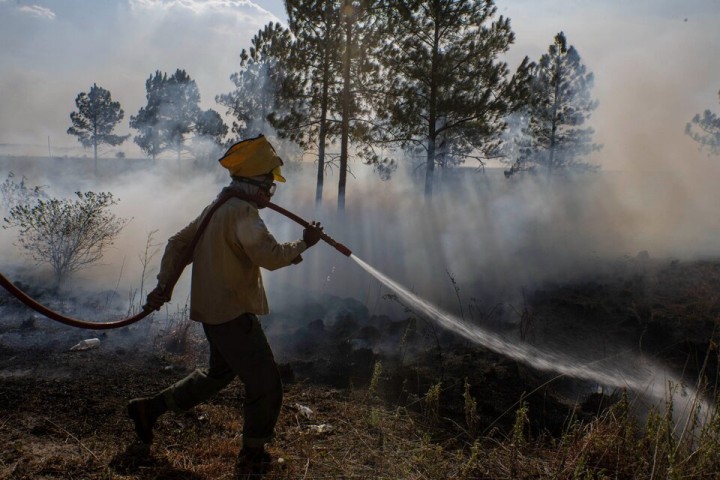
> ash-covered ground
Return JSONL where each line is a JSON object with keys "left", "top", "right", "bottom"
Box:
{"left": 1, "top": 255, "right": 718, "bottom": 478}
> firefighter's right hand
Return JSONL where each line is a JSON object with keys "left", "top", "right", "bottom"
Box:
{"left": 303, "top": 221, "right": 323, "bottom": 247}
{"left": 144, "top": 286, "right": 170, "bottom": 312}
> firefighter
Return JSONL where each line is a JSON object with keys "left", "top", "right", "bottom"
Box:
{"left": 127, "top": 134, "right": 323, "bottom": 475}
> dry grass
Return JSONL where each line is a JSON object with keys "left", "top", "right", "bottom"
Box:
{"left": 3, "top": 353, "right": 720, "bottom": 480}
{"left": 2, "top": 258, "right": 720, "bottom": 478}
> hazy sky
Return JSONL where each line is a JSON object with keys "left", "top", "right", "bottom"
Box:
{"left": 0, "top": 0, "right": 718, "bottom": 172}
{"left": 1, "top": 0, "right": 720, "bottom": 330}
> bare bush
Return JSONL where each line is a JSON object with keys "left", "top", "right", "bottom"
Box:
{"left": 3, "top": 191, "right": 128, "bottom": 283}
{"left": 0, "top": 171, "right": 46, "bottom": 213}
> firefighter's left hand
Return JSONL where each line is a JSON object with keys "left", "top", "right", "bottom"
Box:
{"left": 144, "top": 285, "right": 170, "bottom": 311}
{"left": 303, "top": 221, "right": 323, "bottom": 247}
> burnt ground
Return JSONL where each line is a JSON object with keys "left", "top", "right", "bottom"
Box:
{"left": 1, "top": 255, "right": 719, "bottom": 479}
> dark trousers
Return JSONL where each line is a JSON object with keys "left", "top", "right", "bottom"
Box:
{"left": 160, "top": 314, "right": 283, "bottom": 448}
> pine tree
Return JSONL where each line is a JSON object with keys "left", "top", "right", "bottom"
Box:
{"left": 161, "top": 69, "right": 203, "bottom": 162}
{"left": 374, "top": 0, "right": 523, "bottom": 197}
{"left": 131, "top": 69, "right": 225, "bottom": 163}
{"left": 193, "top": 108, "right": 229, "bottom": 165}
{"left": 331, "top": 1, "right": 384, "bottom": 211}
{"left": 276, "top": 1, "right": 383, "bottom": 210}
{"left": 129, "top": 71, "right": 165, "bottom": 161}
{"left": 519, "top": 32, "right": 601, "bottom": 175}
{"left": 216, "top": 22, "right": 291, "bottom": 141}
{"left": 686, "top": 90, "right": 720, "bottom": 155}
{"left": 67, "top": 83, "right": 128, "bottom": 174}
{"left": 195, "top": 109, "right": 227, "bottom": 141}
{"left": 275, "top": 0, "right": 344, "bottom": 205}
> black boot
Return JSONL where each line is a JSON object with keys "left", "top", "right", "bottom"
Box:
{"left": 236, "top": 446, "right": 272, "bottom": 477}
{"left": 127, "top": 395, "right": 167, "bottom": 444}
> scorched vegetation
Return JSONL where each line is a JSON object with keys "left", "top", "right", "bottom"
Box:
{"left": 1, "top": 257, "right": 720, "bottom": 479}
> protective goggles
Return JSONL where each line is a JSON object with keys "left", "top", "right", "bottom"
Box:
{"left": 235, "top": 177, "right": 276, "bottom": 196}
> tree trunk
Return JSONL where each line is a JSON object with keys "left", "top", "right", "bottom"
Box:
{"left": 548, "top": 61, "right": 562, "bottom": 177}
{"left": 93, "top": 124, "right": 98, "bottom": 176}
{"left": 261, "top": 81, "right": 269, "bottom": 135}
{"left": 338, "top": 5, "right": 352, "bottom": 212}
{"left": 548, "top": 120, "right": 557, "bottom": 177}
{"left": 317, "top": 120, "right": 327, "bottom": 206}
{"left": 425, "top": 136, "right": 436, "bottom": 197}
{"left": 93, "top": 139, "right": 98, "bottom": 176}
{"left": 316, "top": 44, "right": 331, "bottom": 206}
{"left": 425, "top": 18, "right": 441, "bottom": 198}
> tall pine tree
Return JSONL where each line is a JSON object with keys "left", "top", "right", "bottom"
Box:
{"left": 129, "top": 72, "right": 165, "bottom": 161}
{"left": 276, "top": 1, "right": 381, "bottom": 210}
{"left": 275, "top": 0, "right": 344, "bottom": 205}
{"left": 374, "top": 0, "right": 524, "bottom": 196}
{"left": 332, "top": 0, "right": 383, "bottom": 211}
{"left": 161, "top": 69, "right": 202, "bottom": 162}
{"left": 518, "top": 32, "right": 600, "bottom": 175}
{"left": 67, "top": 83, "right": 128, "bottom": 174}
{"left": 131, "top": 69, "right": 224, "bottom": 162}
{"left": 216, "top": 22, "right": 291, "bottom": 141}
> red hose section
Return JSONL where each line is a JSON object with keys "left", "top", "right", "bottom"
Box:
{"left": 0, "top": 272, "right": 152, "bottom": 330}
{"left": 0, "top": 192, "right": 351, "bottom": 330}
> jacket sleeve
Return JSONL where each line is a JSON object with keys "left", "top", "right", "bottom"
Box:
{"left": 236, "top": 206, "right": 307, "bottom": 271}
{"left": 156, "top": 212, "right": 203, "bottom": 296}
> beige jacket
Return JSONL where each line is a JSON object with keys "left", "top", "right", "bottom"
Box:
{"left": 156, "top": 185, "right": 307, "bottom": 325}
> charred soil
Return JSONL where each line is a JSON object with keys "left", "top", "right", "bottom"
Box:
{"left": 1, "top": 256, "right": 720, "bottom": 479}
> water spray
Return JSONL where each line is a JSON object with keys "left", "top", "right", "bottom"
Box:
{"left": 349, "top": 255, "right": 713, "bottom": 422}
{"left": 0, "top": 191, "right": 711, "bottom": 422}
{"left": 0, "top": 190, "right": 350, "bottom": 330}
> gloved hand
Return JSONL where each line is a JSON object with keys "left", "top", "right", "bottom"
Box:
{"left": 303, "top": 221, "right": 324, "bottom": 248}
{"left": 143, "top": 285, "right": 170, "bottom": 312}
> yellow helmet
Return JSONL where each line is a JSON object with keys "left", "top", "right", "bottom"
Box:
{"left": 218, "top": 134, "right": 286, "bottom": 182}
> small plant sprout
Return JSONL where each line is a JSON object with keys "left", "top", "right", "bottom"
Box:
{"left": 424, "top": 381, "right": 442, "bottom": 422}
{"left": 369, "top": 360, "right": 383, "bottom": 397}
{"left": 463, "top": 378, "right": 480, "bottom": 436}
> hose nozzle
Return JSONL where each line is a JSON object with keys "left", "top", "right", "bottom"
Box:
{"left": 321, "top": 233, "right": 352, "bottom": 257}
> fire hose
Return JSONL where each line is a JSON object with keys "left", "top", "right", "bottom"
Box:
{"left": 0, "top": 191, "right": 351, "bottom": 330}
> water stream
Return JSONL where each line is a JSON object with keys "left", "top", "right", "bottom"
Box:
{"left": 350, "top": 254, "right": 709, "bottom": 417}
